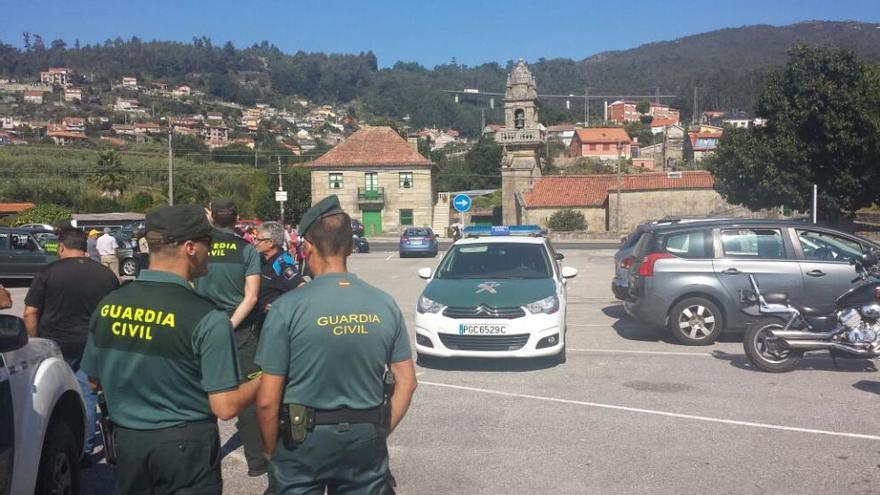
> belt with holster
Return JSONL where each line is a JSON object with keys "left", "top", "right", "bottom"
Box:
{"left": 279, "top": 405, "right": 382, "bottom": 448}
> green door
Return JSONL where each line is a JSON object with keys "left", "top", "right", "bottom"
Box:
{"left": 363, "top": 210, "right": 382, "bottom": 237}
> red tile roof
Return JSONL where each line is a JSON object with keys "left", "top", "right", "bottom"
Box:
{"left": 573, "top": 127, "right": 632, "bottom": 144}
{"left": 650, "top": 118, "right": 679, "bottom": 128}
{"left": 0, "top": 202, "right": 36, "bottom": 214}
{"left": 307, "top": 126, "right": 432, "bottom": 168}
{"left": 521, "top": 171, "right": 714, "bottom": 208}
{"left": 547, "top": 123, "right": 576, "bottom": 132}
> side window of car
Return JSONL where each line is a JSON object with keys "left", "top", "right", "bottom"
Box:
{"left": 0, "top": 234, "right": 9, "bottom": 252}
{"left": 721, "top": 228, "right": 786, "bottom": 259}
{"left": 662, "top": 230, "right": 709, "bottom": 259}
{"left": 796, "top": 230, "right": 863, "bottom": 262}
{"left": 9, "top": 234, "right": 34, "bottom": 251}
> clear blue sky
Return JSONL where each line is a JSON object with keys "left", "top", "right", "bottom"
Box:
{"left": 3, "top": 0, "right": 879, "bottom": 68}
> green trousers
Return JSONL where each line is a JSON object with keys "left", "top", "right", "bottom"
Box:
{"left": 115, "top": 420, "right": 221, "bottom": 495}
{"left": 235, "top": 322, "right": 268, "bottom": 475}
{"left": 268, "top": 423, "right": 393, "bottom": 495}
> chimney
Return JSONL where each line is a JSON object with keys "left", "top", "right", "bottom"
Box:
{"left": 407, "top": 137, "right": 419, "bottom": 153}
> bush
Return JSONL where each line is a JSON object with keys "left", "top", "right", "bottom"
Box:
{"left": 8, "top": 204, "right": 72, "bottom": 228}
{"left": 75, "top": 195, "right": 123, "bottom": 213}
{"left": 548, "top": 209, "right": 587, "bottom": 231}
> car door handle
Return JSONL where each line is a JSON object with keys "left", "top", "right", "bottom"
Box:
{"left": 721, "top": 268, "right": 741, "bottom": 275}
{"left": 806, "top": 270, "right": 826, "bottom": 277}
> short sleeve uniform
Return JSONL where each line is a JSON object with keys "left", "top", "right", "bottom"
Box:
{"left": 255, "top": 273, "right": 411, "bottom": 410}
{"left": 80, "top": 270, "right": 240, "bottom": 429}
{"left": 194, "top": 227, "right": 261, "bottom": 315}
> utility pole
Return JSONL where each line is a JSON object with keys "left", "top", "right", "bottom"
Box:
{"left": 275, "top": 157, "right": 288, "bottom": 222}
{"left": 167, "top": 129, "right": 174, "bottom": 205}
{"left": 584, "top": 87, "right": 590, "bottom": 127}
{"left": 692, "top": 87, "right": 699, "bottom": 124}
{"left": 254, "top": 144, "right": 259, "bottom": 169}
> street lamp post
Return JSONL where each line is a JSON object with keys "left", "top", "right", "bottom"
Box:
{"left": 616, "top": 141, "right": 623, "bottom": 233}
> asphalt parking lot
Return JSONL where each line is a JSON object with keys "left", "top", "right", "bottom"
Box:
{"left": 7, "top": 245, "right": 880, "bottom": 494}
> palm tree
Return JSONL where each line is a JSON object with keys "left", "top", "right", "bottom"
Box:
{"left": 94, "top": 150, "right": 129, "bottom": 200}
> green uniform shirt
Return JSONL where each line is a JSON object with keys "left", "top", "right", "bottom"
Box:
{"left": 80, "top": 270, "right": 241, "bottom": 430}
{"left": 255, "top": 273, "right": 411, "bottom": 410}
{"left": 194, "top": 227, "right": 261, "bottom": 315}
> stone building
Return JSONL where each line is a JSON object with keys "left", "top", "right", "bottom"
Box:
{"left": 519, "top": 171, "right": 725, "bottom": 233}
{"left": 497, "top": 59, "right": 545, "bottom": 225}
{"left": 305, "top": 126, "right": 434, "bottom": 236}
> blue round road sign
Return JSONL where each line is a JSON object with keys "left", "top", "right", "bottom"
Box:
{"left": 452, "top": 194, "right": 472, "bottom": 213}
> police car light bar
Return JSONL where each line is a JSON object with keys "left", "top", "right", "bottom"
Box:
{"left": 463, "top": 225, "right": 545, "bottom": 237}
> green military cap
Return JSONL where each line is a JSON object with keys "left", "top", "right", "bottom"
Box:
{"left": 210, "top": 197, "right": 238, "bottom": 214}
{"left": 146, "top": 204, "right": 213, "bottom": 242}
{"left": 299, "top": 195, "right": 344, "bottom": 237}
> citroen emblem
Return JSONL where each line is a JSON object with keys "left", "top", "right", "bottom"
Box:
{"left": 476, "top": 282, "right": 499, "bottom": 294}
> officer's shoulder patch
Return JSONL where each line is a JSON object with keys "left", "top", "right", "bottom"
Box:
{"left": 282, "top": 265, "right": 298, "bottom": 281}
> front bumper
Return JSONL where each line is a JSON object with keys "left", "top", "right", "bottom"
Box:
{"left": 415, "top": 312, "right": 564, "bottom": 358}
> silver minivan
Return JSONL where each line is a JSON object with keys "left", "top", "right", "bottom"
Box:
{"left": 624, "top": 219, "right": 879, "bottom": 345}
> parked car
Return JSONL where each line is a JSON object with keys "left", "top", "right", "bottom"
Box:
{"left": 353, "top": 235, "right": 370, "bottom": 253}
{"left": 613, "top": 218, "right": 732, "bottom": 300}
{"left": 0, "top": 228, "right": 58, "bottom": 280}
{"left": 0, "top": 314, "right": 86, "bottom": 494}
{"left": 351, "top": 219, "right": 365, "bottom": 238}
{"left": 624, "top": 219, "right": 880, "bottom": 345}
{"left": 414, "top": 225, "right": 577, "bottom": 364}
{"left": 17, "top": 223, "right": 55, "bottom": 232}
{"left": 399, "top": 227, "right": 439, "bottom": 258}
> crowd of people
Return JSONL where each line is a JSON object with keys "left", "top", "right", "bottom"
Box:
{"left": 10, "top": 196, "right": 418, "bottom": 495}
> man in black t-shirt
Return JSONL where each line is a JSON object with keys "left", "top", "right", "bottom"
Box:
{"left": 23, "top": 227, "right": 119, "bottom": 461}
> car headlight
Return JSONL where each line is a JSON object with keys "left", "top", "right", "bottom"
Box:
{"left": 525, "top": 295, "right": 559, "bottom": 315}
{"left": 417, "top": 295, "right": 444, "bottom": 314}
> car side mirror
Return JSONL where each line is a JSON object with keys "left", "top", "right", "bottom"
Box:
{"left": 561, "top": 266, "right": 578, "bottom": 279}
{"left": 0, "top": 315, "right": 28, "bottom": 353}
{"left": 554, "top": 253, "right": 565, "bottom": 261}
{"left": 418, "top": 267, "right": 433, "bottom": 280}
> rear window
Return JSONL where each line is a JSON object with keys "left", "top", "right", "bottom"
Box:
{"left": 620, "top": 230, "right": 644, "bottom": 250}
{"left": 721, "top": 228, "right": 787, "bottom": 259}
{"left": 404, "top": 228, "right": 431, "bottom": 237}
{"left": 661, "top": 230, "right": 710, "bottom": 259}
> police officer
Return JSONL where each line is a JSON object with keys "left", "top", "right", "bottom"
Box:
{"left": 255, "top": 196, "right": 418, "bottom": 494}
{"left": 255, "top": 221, "right": 304, "bottom": 320}
{"left": 195, "top": 197, "right": 264, "bottom": 474}
{"left": 80, "top": 204, "right": 260, "bottom": 494}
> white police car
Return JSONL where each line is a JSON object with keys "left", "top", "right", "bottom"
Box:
{"left": 0, "top": 315, "right": 85, "bottom": 495}
{"left": 414, "top": 226, "right": 577, "bottom": 363}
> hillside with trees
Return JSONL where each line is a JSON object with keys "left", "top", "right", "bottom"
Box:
{"left": 2, "top": 21, "right": 879, "bottom": 136}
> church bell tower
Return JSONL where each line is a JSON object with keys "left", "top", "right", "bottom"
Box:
{"left": 498, "top": 59, "right": 544, "bottom": 225}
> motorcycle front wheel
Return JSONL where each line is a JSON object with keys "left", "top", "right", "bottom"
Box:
{"left": 744, "top": 322, "right": 804, "bottom": 372}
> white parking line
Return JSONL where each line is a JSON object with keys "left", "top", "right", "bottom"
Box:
{"left": 385, "top": 254, "right": 396, "bottom": 260}
{"left": 567, "top": 348, "right": 712, "bottom": 357}
{"left": 419, "top": 381, "right": 880, "bottom": 442}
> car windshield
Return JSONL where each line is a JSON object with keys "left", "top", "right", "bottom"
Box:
{"left": 435, "top": 242, "right": 552, "bottom": 279}
{"left": 404, "top": 228, "right": 431, "bottom": 237}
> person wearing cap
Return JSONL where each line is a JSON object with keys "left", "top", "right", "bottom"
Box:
{"left": 80, "top": 204, "right": 261, "bottom": 494}
{"left": 255, "top": 195, "right": 418, "bottom": 494}
{"left": 194, "top": 197, "right": 263, "bottom": 475}
{"left": 87, "top": 229, "right": 100, "bottom": 262}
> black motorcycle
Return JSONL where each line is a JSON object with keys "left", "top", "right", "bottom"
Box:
{"left": 741, "top": 252, "right": 880, "bottom": 372}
